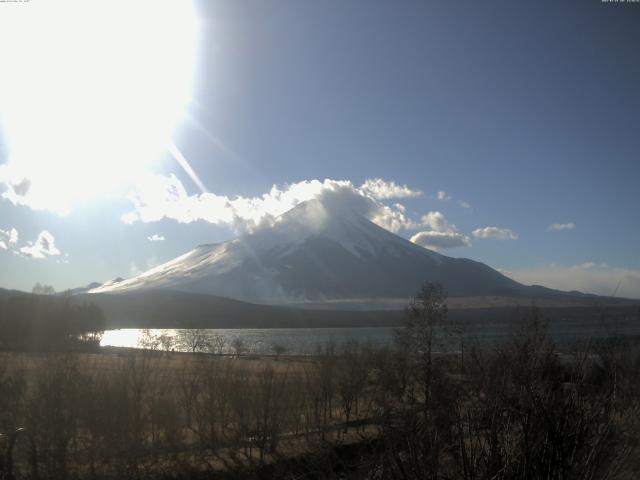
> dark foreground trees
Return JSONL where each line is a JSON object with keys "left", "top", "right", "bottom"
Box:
{"left": 0, "top": 292, "right": 105, "bottom": 350}
{"left": 0, "top": 283, "right": 638, "bottom": 478}
{"left": 377, "top": 284, "right": 639, "bottom": 480}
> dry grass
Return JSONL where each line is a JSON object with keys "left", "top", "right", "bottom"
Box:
{"left": 0, "top": 349, "right": 313, "bottom": 379}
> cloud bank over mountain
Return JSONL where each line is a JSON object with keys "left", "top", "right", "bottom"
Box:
{"left": 121, "top": 176, "right": 428, "bottom": 234}
{"left": 120, "top": 175, "right": 493, "bottom": 255}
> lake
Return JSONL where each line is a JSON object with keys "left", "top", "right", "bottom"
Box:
{"left": 101, "top": 327, "right": 397, "bottom": 354}
{"left": 100, "top": 318, "right": 640, "bottom": 355}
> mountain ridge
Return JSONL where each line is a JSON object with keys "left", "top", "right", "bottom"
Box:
{"left": 90, "top": 199, "right": 596, "bottom": 304}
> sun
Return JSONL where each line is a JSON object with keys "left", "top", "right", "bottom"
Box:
{"left": 0, "top": 0, "right": 198, "bottom": 213}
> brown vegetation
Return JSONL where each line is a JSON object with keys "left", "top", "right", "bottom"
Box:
{"left": 0, "top": 283, "right": 639, "bottom": 479}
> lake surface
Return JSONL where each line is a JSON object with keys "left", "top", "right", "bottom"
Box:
{"left": 100, "top": 319, "right": 640, "bottom": 355}
{"left": 101, "top": 327, "right": 397, "bottom": 354}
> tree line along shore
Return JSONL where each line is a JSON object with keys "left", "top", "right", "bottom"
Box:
{"left": 0, "top": 284, "right": 639, "bottom": 478}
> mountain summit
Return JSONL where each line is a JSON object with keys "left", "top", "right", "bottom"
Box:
{"left": 91, "top": 199, "right": 562, "bottom": 303}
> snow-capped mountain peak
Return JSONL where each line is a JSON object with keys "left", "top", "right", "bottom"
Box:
{"left": 91, "top": 199, "right": 527, "bottom": 303}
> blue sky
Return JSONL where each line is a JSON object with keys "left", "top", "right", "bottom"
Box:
{"left": 1, "top": 0, "right": 639, "bottom": 297}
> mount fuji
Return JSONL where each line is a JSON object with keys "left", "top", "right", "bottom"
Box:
{"left": 91, "top": 199, "right": 583, "bottom": 305}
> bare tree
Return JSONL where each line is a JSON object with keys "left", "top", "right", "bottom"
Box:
{"left": 231, "top": 337, "right": 247, "bottom": 357}
{"left": 139, "top": 329, "right": 160, "bottom": 350}
{"left": 177, "top": 329, "right": 210, "bottom": 353}
{"left": 271, "top": 343, "right": 287, "bottom": 360}
{"left": 337, "top": 339, "right": 368, "bottom": 433}
{"left": 395, "top": 282, "right": 448, "bottom": 409}
{"left": 208, "top": 334, "right": 228, "bottom": 355}
{"left": 158, "top": 330, "right": 175, "bottom": 352}
{"left": 252, "top": 366, "right": 289, "bottom": 461}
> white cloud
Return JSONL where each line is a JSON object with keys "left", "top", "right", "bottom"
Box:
{"left": 19, "top": 230, "right": 61, "bottom": 259}
{"left": 360, "top": 178, "right": 422, "bottom": 200}
{"left": 123, "top": 175, "right": 336, "bottom": 230}
{"left": 122, "top": 175, "right": 422, "bottom": 234}
{"left": 410, "top": 230, "right": 471, "bottom": 249}
{"left": 410, "top": 211, "right": 471, "bottom": 250}
{"left": 458, "top": 200, "right": 471, "bottom": 209}
{"left": 437, "top": 190, "right": 451, "bottom": 201}
{"left": 507, "top": 262, "right": 640, "bottom": 299}
{"left": 147, "top": 234, "right": 165, "bottom": 242}
{"left": 371, "top": 203, "right": 419, "bottom": 233}
{"left": 1, "top": 227, "right": 65, "bottom": 260}
{"left": 549, "top": 222, "right": 576, "bottom": 231}
{"left": 472, "top": 226, "right": 518, "bottom": 240}
{"left": 0, "top": 227, "right": 18, "bottom": 251}
{"left": 0, "top": 227, "right": 18, "bottom": 247}
{"left": 421, "top": 211, "right": 454, "bottom": 233}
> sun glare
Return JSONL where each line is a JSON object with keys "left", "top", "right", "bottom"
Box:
{"left": 0, "top": 0, "right": 197, "bottom": 213}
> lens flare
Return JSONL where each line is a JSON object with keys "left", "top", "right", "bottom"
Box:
{"left": 0, "top": 0, "right": 198, "bottom": 213}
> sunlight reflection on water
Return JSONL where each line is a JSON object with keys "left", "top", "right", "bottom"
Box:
{"left": 100, "top": 320, "right": 640, "bottom": 355}
{"left": 100, "top": 327, "right": 397, "bottom": 355}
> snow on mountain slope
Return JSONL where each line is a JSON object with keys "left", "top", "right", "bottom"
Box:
{"left": 91, "top": 199, "right": 531, "bottom": 303}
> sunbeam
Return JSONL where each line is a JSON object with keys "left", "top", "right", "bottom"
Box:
{"left": 169, "top": 143, "right": 209, "bottom": 194}
{"left": 0, "top": 0, "right": 198, "bottom": 213}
